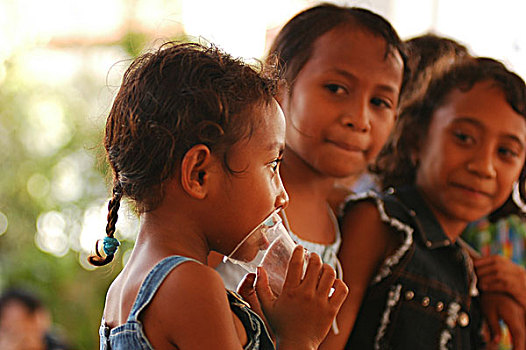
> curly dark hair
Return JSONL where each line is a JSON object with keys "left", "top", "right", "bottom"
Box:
{"left": 399, "top": 33, "right": 470, "bottom": 111}
{"left": 375, "top": 57, "right": 526, "bottom": 221}
{"left": 267, "top": 3, "right": 410, "bottom": 98}
{"left": 89, "top": 42, "right": 278, "bottom": 266}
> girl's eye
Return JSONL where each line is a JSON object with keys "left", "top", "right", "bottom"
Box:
{"left": 498, "top": 146, "right": 519, "bottom": 159}
{"left": 270, "top": 158, "right": 282, "bottom": 172}
{"left": 370, "top": 97, "right": 392, "bottom": 109}
{"left": 325, "top": 84, "right": 347, "bottom": 95}
{"left": 453, "top": 130, "right": 474, "bottom": 145}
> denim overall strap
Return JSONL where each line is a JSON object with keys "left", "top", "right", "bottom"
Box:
{"left": 127, "top": 255, "right": 200, "bottom": 322}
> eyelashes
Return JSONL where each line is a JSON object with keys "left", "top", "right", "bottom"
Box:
{"left": 270, "top": 158, "right": 282, "bottom": 172}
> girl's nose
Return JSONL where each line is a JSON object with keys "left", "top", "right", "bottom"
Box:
{"left": 466, "top": 147, "right": 497, "bottom": 178}
{"left": 275, "top": 176, "right": 289, "bottom": 210}
{"left": 341, "top": 96, "right": 371, "bottom": 133}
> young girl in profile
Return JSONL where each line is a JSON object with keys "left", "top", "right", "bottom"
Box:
{"left": 214, "top": 2, "right": 408, "bottom": 304}
{"left": 89, "top": 42, "right": 347, "bottom": 350}
{"left": 336, "top": 57, "right": 526, "bottom": 349}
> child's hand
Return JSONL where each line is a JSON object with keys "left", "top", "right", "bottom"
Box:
{"left": 237, "top": 272, "right": 273, "bottom": 340}
{"left": 481, "top": 292, "right": 526, "bottom": 350}
{"left": 255, "top": 246, "right": 348, "bottom": 349}
{"left": 475, "top": 255, "right": 526, "bottom": 309}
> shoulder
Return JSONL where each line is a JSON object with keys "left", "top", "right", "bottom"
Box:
{"left": 340, "top": 191, "right": 407, "bottom": 263}
{"left": 142, "top": 260, "right": 241, "bottom": 348}
{"left": 343, "top": 190, "right": 414, "bottom": 236}
{"left": 156, "top": 259, "right": 227, "bottom": 305}
{"left": 341, "top": 191, "right": 390, "bottom": 237}
{"left": 340, "top": 198, "right": 394, "bottom": 253}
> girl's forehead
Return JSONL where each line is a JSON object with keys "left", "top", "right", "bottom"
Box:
{"left": 316, "top": 26, "right": 381, "bottom": 53}
{"left": 321, "top": 25, "right": 399, "bottom": 57}
{"left": 433, "top": 81, "right": 526, "bottom": 139}
{"left": 239, "top": 100, "right": 285, "bottom": 147}
{"left": 302, "top": 26, "right": 403, "bottom": 92}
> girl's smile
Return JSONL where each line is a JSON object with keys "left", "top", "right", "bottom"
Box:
{"left": 448, "top": 181, "right": 494, "bottom": 203}
{"left": 416, "top": 79, "right": 526, "bottom": 239}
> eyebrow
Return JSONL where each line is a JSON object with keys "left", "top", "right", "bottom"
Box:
{"left": 327, "top": 68, "right": 399, "bottom": 95}
{"left": 454, "top": 117, "right": 526, "bottom": 149}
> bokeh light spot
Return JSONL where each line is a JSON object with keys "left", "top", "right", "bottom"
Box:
{"left": 0, "top": 212, "right": 8, "bottom": 236}
{"left": 36, "top": 211, "right": 69, "bottom": 257}
{"left": 27, "top": 173, "right": 51, "bottom": 199}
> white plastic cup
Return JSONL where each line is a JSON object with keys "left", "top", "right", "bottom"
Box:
{"left": 224, "top": 210, "right": 305, "bottom": 295}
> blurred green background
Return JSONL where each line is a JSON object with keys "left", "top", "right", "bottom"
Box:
{"left": 0, "top": 2, "right": 184, "bottom": 348}
{"left": 0, "top": 29, "right": 157, "bottom": 349}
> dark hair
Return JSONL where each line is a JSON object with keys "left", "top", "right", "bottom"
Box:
{"left": 0, "top": 288, "right": 44, "bottom": 319}
{"left": 374, "top": 34, "right": 470, "bottom": 178}
{"left": 89, "top": 42, "right": 278, "bottom": 266}
{"left": 400, "top": 33, "right": 470, "bottom": 110}
{"left": 375, "top": 57, "right": 526, "bottom": 220}
{"left": 267, "top": 3, "right": 410, "bottom": 98}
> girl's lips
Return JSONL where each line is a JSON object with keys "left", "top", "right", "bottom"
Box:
{"left": 450, "top": 183, "right": 493, "bottom": 198}
{"left": 327, "top": 139, "right": 365, "bottom": 152}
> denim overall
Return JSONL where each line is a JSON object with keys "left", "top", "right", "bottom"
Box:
{"left": 99, "top": 255, "right": 274, "bottom": 349}
{"left": 346, "top": 186, "right": 484, "bottom": 350}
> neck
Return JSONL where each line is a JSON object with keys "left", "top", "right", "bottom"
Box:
{"left": 281, "top": 147, "right": 335, "bottom": 201}
{"left": 434, "top": 216, "right": 467, "bottom": 243}
{"left": 417, "top": 189, "right": 468, "bottom": 242}
{"left": 279, "top": 147, "right": 338, "bottom": 244}
{"left": 134, "top": 203, "right": 210, "bottom": 264}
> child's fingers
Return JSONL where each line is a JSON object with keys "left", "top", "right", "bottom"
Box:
{"left": 238, "top": 273, "right": 266, "bottom": 321}
{"left": 282, "top": 245, "right": 305, "bottom": 289}
{"left": 316, "top": 263, "right": 336, "bottom": 296}
{"left": 237, "top": 273, "right": 257, "bottom": 301}
{"left": 473, "top": 256, "right": 496, "bottom": 267}
{"left": 255, "top": 266, "right": 275, "bottom": 310}
{"left": 485, "top": 307, "right": 502, "bottom": 345}
{"left": 479, "top": 274, "right": 514, "bottom": 290}
{"left": 477, "top": 268, "right": 522, "bottom": 289}
{"left": 300, "top": 252, "right": 322, "bottom": 290}
{"left": 329, "top": 279, "right": 349, "bottom": 310}
{"left": 507, "top": 314, "right": 526, "bottom": 350}
{"left": 474, "top": 264, "right": 499, "bottom": 278}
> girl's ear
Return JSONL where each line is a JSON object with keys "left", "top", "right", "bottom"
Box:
{"left": 180, "top": 144, "right": 213, "bottom": 199}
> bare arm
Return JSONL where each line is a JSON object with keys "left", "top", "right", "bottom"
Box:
{"left": 320, "top": 200, "right": 400, "bottom": 349}
{"left": 142, "top": 261, "right": 246, "bottom": 349}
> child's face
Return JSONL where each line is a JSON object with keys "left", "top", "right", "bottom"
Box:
{"left": 278, "top": 25, "right": 404, "bottom": 178}
{"left": 416, "top": 80, "right": 526, "bottom": 227}
{"left": 0, "top": 301, "right": 50, "bottom": 350}
{"left": 213, "top": 99, "right": 289, "bottom": 257}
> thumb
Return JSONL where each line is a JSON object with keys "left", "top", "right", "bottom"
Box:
{"left": 237, "top": 273, "right": 256, "bottom": 299}
{"left": 237, "top": 273, "right": 257, "bottom": 304}
{"left": 507, "top": 311, "right": 526, "bottom": 350}
{"left": 255, "top": 266, "right": 275, "bottom": 311}
{"left": 238, "top": 273, "right": 267, "bottom": 322}
{"left": 485, "top": 309, "right": 501, "bottom": 345}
